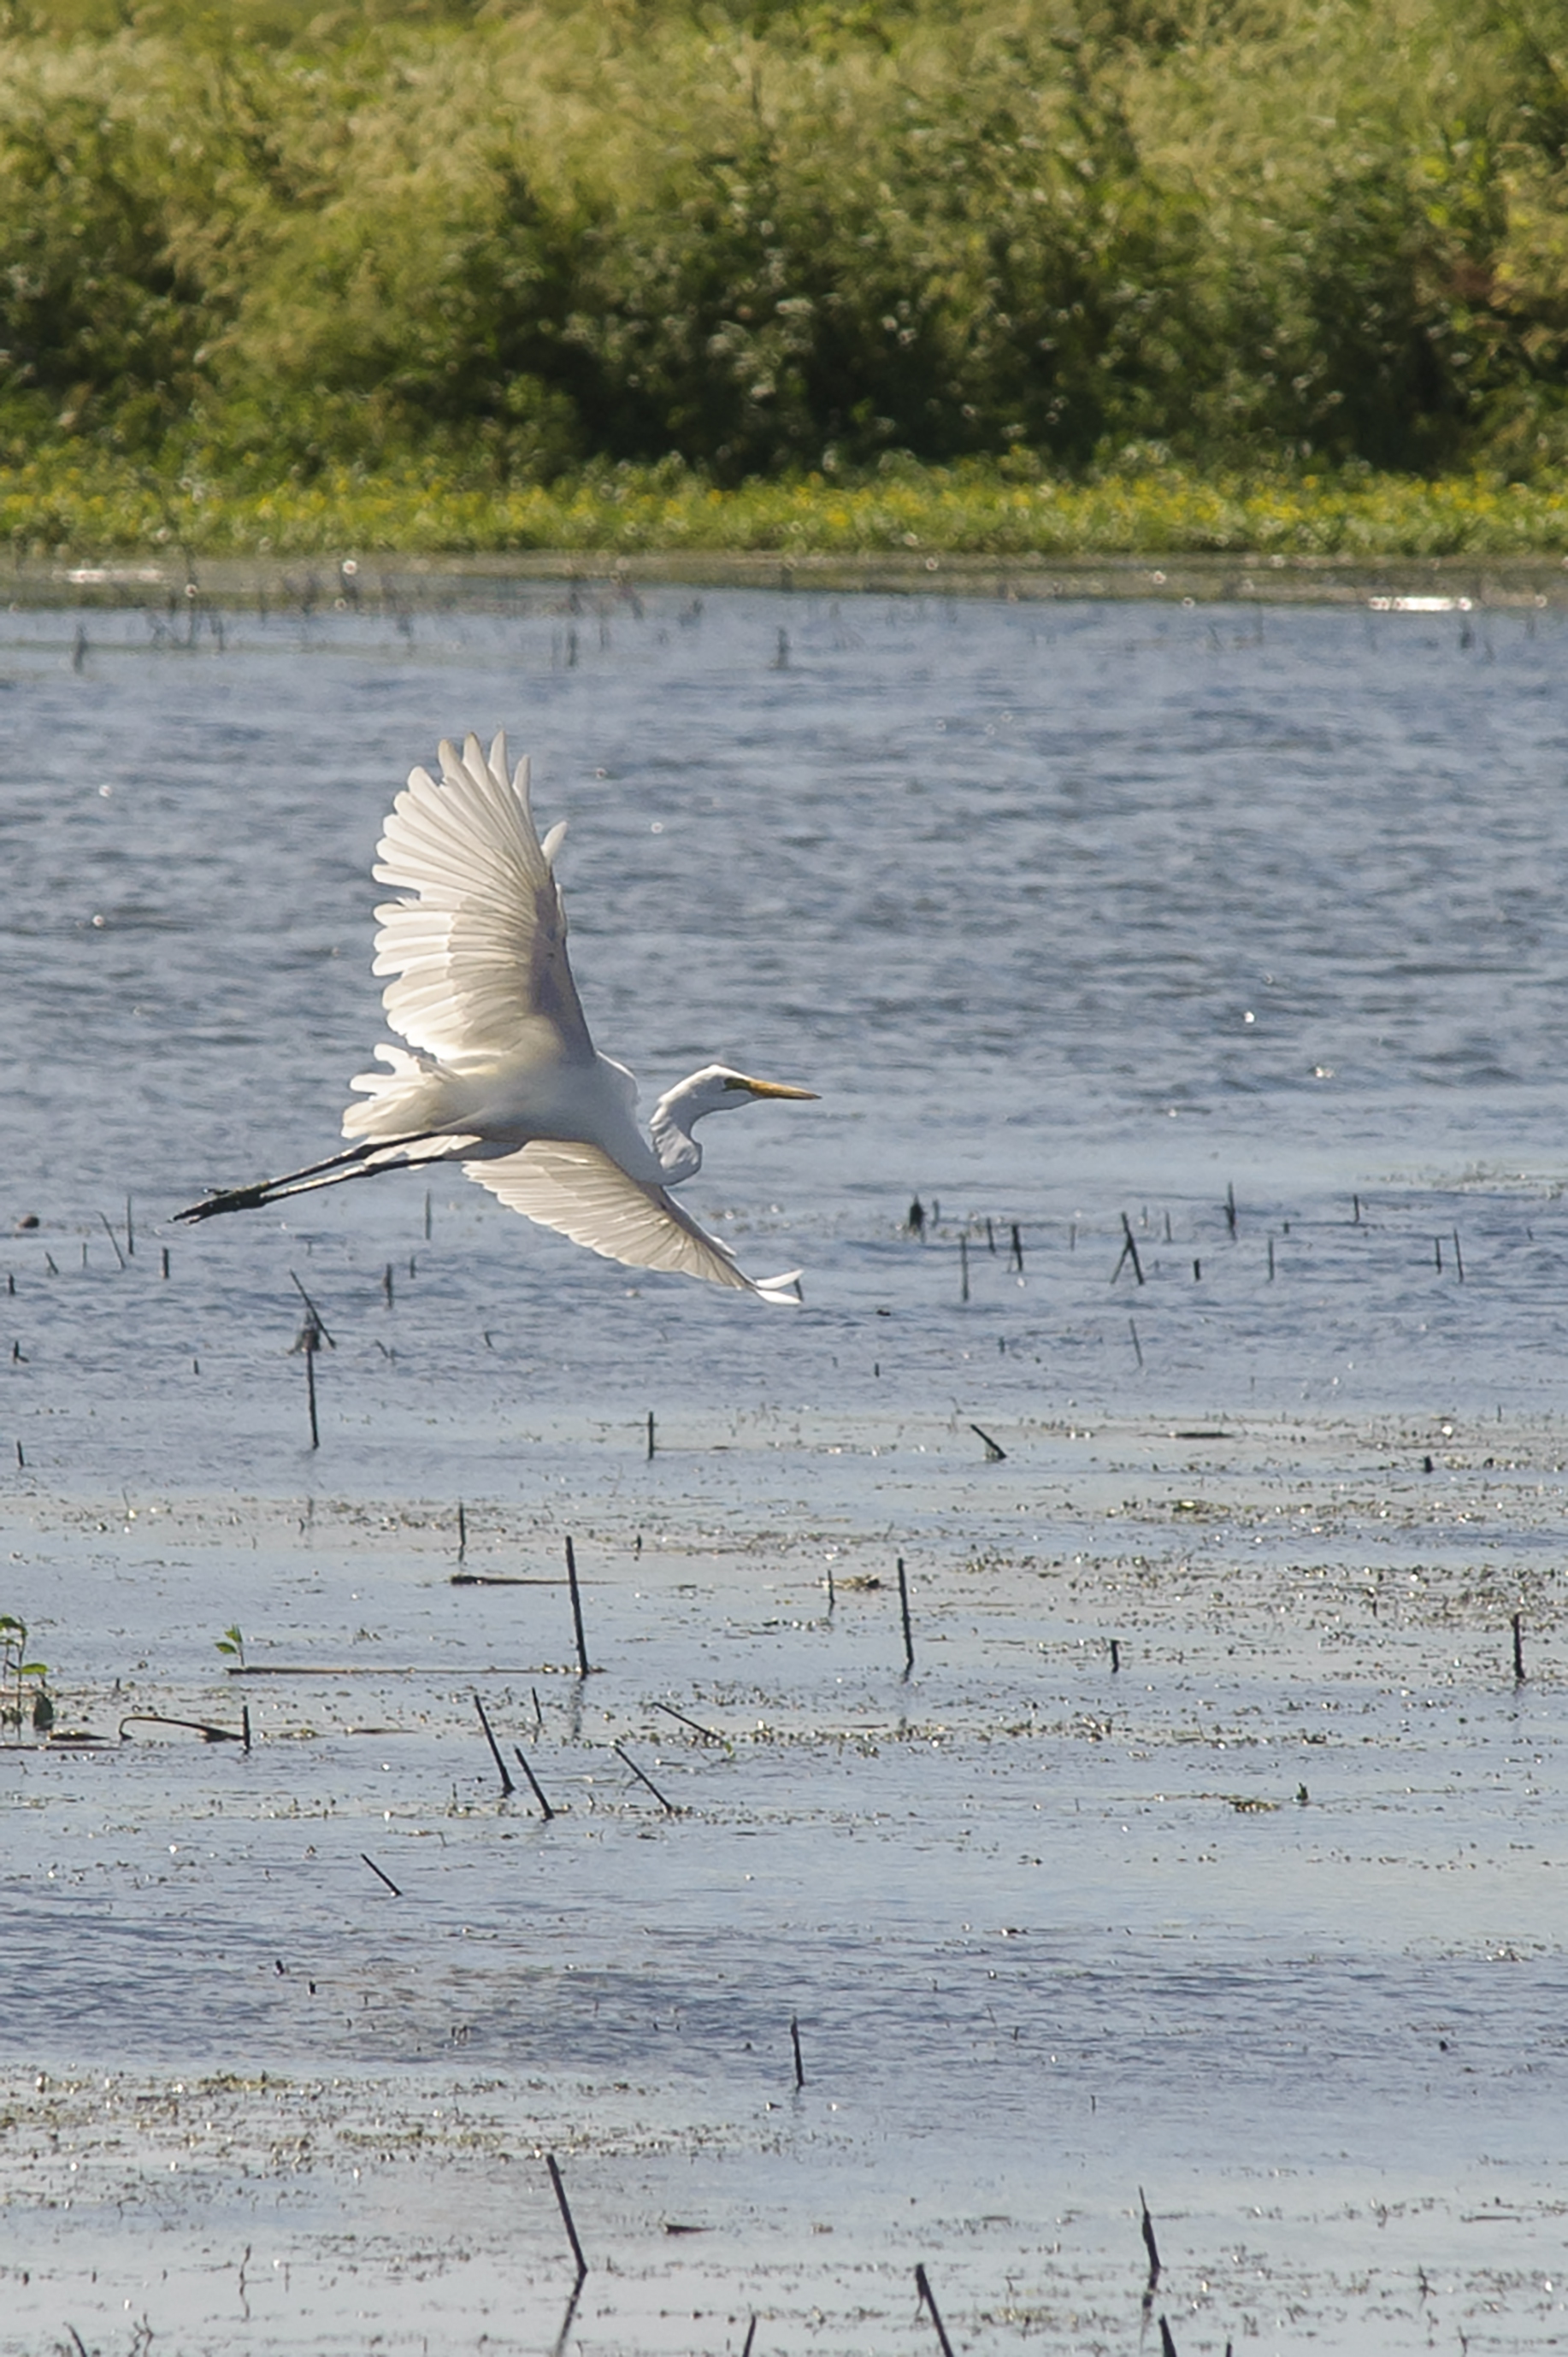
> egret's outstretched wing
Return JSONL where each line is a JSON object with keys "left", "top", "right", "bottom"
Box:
{"left": 371, "top": 731, "right": 593, "bottom": 1065}
{"left": 465, "top": 1140, "right": 788, "bottom": 1296}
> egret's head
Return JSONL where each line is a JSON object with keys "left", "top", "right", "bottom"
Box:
{"left": 683, "top": 1064, "right": 819, "bottom": 1117}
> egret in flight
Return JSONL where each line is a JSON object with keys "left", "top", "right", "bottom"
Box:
{"left": 176, "top": 732, "right": 816, "bottom": 1300}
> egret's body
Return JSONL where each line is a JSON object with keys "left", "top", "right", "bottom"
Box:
{"left": 177, "top": 732, "right": 815, "bottom": 1299}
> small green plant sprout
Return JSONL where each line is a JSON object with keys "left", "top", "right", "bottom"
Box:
{"left": 0, "top": 1615, "right": 50, "bottom": 1740}
{"left": 215, "top": 1624, "right": 246, "bottom": 1671}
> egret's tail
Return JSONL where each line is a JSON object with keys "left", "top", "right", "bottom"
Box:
{"left": 174, "top": 1131, "right": 471, "bottom": 1223}
{"left": 753, "top": 1269, "right": 805, "bottom": 1306}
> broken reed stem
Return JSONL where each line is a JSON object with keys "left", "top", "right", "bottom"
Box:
{"left": 740, "top": 2319, "right": 757, "bottom": 2357}
{"left": 914, "top": 2264, "right": 957, "bottom": 2357}
{"left": 97, "top": 1211, "right": 127, "bottom": 1270}
{"left": 545, "top": 2154, "right": 589, "bottom": 2285}
{"left": 457, "top": 1501, "right": 467, "bottom": 1559}
{"left": 1109, "top": 1637, "right": 1121, "bottom": 1673}
{"left": 646, "top": 1410, "right": 656, "bottom": 1460}
{"left": 242, "top": 1703, "right": 251, "bottom": 1753}
{"left": 1010, "top": 1221, "right": 1023, "bottom": 1271}
{"left": 304, "top": 1341, "right": 319, "bottom": 1450}
{"left": 361, "top": 1852, "right": 402, "bottom": 1897}
{"left": 125, "top": 1194, "right": 134, "bottom": 1258}
{"left": 160, "top": 1245, "right": 170, "bottom": 1279}
{"left": 1225, "top": 1182, "right": 1237, "bottom": 1237}
{"left": 1158, "top": 2319, "right": 1179, "bottom": 2357}
{"left": 969, "top": 1421, "right": 1007, "bottom": 1461}
{"left": 1512, "top": 1611, "right": 1526, "bottom": 1681}
{"left": 473, "top": 1691, "right": 516, "bottom": 1796}
{"left": 564, "top": 1535, "right": 591, "bottom": 1675}
{"left": 1129, "top": 1317, "right": 1144, "bottom": 1370}
{"left": 1453, "top": 1227, "right": 1465, "bottom": 1281}
{"left": 897, "top": 1554, "right": 914, "bottom": 1674}
{"left": 1114, "top": 1213, "right": 1145, "bottom": 1285}
{"left": 790, "top": 2014, "right": 805, "bottom": 2089}
{"left": 511, "top": 1743, "right": 555, "bottom": 1819}
{"left": 959, "top": 1234, "right": 970, "bottom": 1303}
{"left": 613, "top": 1739, "right": 678, "bottom": 1812}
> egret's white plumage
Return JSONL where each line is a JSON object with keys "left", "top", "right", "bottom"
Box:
{"left": 177, "top": 732, "right": 815, "bottom": 1299}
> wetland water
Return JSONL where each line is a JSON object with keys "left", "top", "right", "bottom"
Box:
{"left": 3, "top": 582, "right": 1568, "bottom": 2354}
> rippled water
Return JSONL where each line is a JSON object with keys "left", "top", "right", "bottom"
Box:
{"left": 5, "top": 586, "right": 1568, "bottom": 1487}
{"left": 3, "top": 586, "right": 1568, "bottom": 2355}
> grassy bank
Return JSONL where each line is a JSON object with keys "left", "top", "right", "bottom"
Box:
{"left": 3, "top": 0, "right": 1568, "bottom": 498}
{"left": 8, "top": 451, "right": 1568, "bottom": 563}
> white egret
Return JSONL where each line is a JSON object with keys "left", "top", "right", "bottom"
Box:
{"left": 177, "top": 731, "right": 816, "bottom": 1300}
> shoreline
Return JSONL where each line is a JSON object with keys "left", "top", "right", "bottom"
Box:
{"left": 11, "top": 544, "right": 1568, "bottom": 610}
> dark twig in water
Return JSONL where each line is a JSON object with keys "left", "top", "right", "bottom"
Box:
{"left": 1110, "top": 1638, "right": 1121, "bottom": 1673}
{"left": 897, "top": 1553, "right": 915, "bottom": 1676}
{"left": 740, "top": 2318, "right": 757, "bottom": 2357}
{"left": 1512, "top": 1612, "right": 1527, "bottom": 1682}
{"left": 512, "top": 1742, "right": 555, "bottom": 1819}
{"left": 614, "top": 1739, "right": 680, "bottom": 1812}
{"left": 125, "top": 1194, "right": 135, "bottom": 1258}
{"left": 1225, "top": 1182, "right": 1237, "bottom": 1237}
{"left": 915, "top": 2264, "right": 957, "bottom": 2357}
{"left": 473, "top": 1691, "right": 516, "bottom": 1796}
{"left": 97, "top": 1211, "right": 127, "bottom": 1271}
{"left": 791, "top": 2013, "right": 805, "bottom": 2089}
{"left": 457, "top": 1500, "right": 467, "bottom": 1559}
{"left": 651, "top": 1698, "right": 724, "bottom": 1743}
{"left": 564, "top": 1535, "right": 592, "bottom": 1676}
{"left": 1010, "top": 1220, "right": 1023, "bottom": 1270}
{"left": 546, "top": 2153, "right": 589, "bottom": 2285}
{"left": 1453, "top": 1227, "right": 1465, "bottom": 1282}
{"left": 646, "top": 1410, "right": 656, "bottom": 1460}
{"left": 361, "top": 1852, "right": 402, "bottom": 1896}
{"left": 1158, "top": 2319, "right": 1179, "bottom": 2357}
{"left": 959, "top": 1234, "right": 970, "bottom": 1302}
{"left": 970, "top": 1421, "right": 1007, "bottom": 1461}
{"left": 1140, "top": 2187, "right": 1162, "bottom": 2289}
{"left": 1129, "top": 1317, "right": 1144, "bottom": 1370}
{"left": 118, "top": 1710, "right": 246, "bottom": 1744}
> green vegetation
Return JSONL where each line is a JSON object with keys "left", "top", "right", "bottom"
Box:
{"left": 0, "top": 1613, "right": 51, "bottom": 1735}
{"left": 2, "top": 0, "right": 1567, "bottom": 552}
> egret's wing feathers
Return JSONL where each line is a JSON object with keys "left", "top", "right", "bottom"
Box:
{"left": 371, "top": 731, "right": 593, "bottom": 1064}
{"left": 464, "top": 1140, "right": 761, "bottom": 1293}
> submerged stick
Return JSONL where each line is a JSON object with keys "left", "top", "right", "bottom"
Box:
{"left": 914, "top": 2264, "right": 957, "bottom": 2357}
{"left": 1225, "top": 1182, "right": 1237, "bottom": 1237}
{"left": 613, "top": 1739, "right": 679, "bottom": 1813}
{"left": 1512, "top": 1612, "right": 1526, "bottom": 1682}
{"left": 97, "top": 1211, "right": 127, "bottom": 1271}
{"left": 546, "top": 2154, "right": 589, "bottom": 2285}
{"left": 361, "top": 1852, "right": 402, "bottom": 1897}
{"left": 790, "top": 2014, "right": 805, "bottom": 2089}
{"left": 512, "top": 1742, "right": 555, "bottom": 1819}
{"left": 740, "top": 2319, "right": 757, "bottom": 2357}
{"left": 564, "top": 1535, "right": 591, "bottom": 1676}
{"left": 969, "top": 1421, "right": 1007, "bottom": 1462}
{"left": 1010, "top": 1221, "right": 1023, "bottom": 1271}
{"left": 1158, "top": 2320, "right": 1179, "bottom": 2357}
{"left": 1129, "top": 1317, "right": 1144, "bottom": 1370}
{"left": 959, "top": 1234, "right": 970, "bottom": 1302}
{"left": 1453, "top": 1227, "right": 1465, "bottom": 1282}
{"left": 897, "top": 1554, "right": 915, "bottom": 1674}
{"left": 1115, "top": 1213, "right": 1145, "bottom": 1285}
{"left": 474, "top": 1692, "right": 516, "bottom": 1795}
{"left": 646, "top": 1410, "right": 656, "bottom": 1460}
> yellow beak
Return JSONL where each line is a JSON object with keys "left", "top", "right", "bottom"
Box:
{"left": 731, "top": 1076, "right": 819, "bottom": 1099}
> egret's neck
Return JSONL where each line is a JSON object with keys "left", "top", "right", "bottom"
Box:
{"left": 650, "top": 1084, "right": 705, "bottom": 1185}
